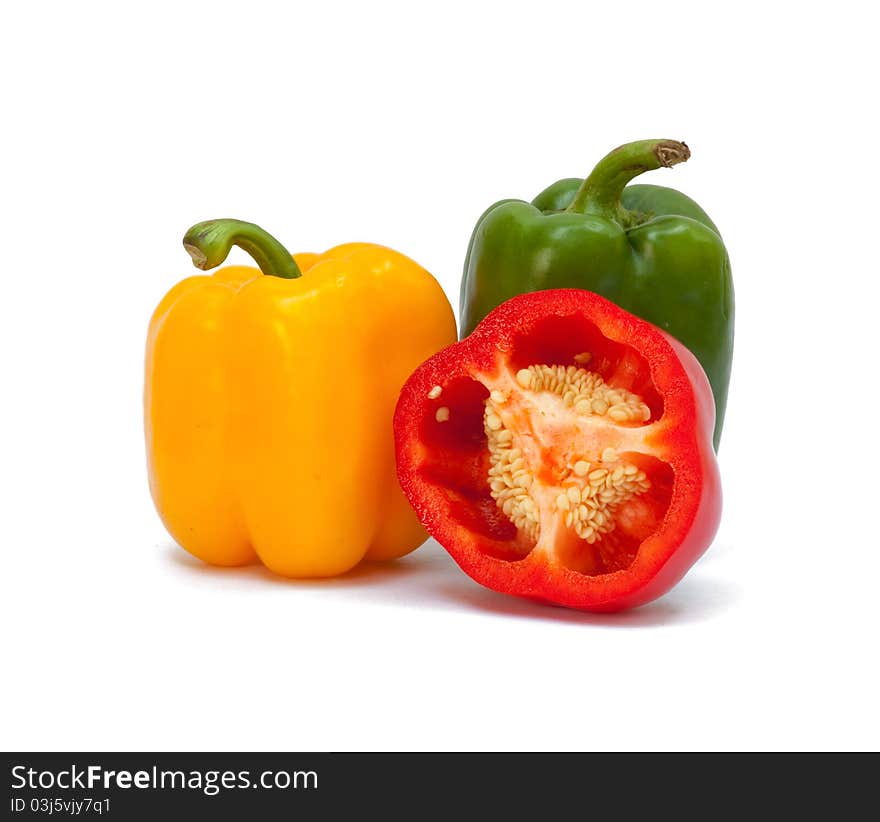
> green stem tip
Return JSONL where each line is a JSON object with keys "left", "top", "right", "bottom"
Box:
{"left": 182, "top": 219, "right": 301, "bottom": 279}
{"left": 566, "top": 139, "right": 691, "bottom": 219}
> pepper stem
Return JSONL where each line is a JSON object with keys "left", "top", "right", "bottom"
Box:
{"left": 182, "top": 219, "right": 301, "bottom": 279}
{"left": 566, "top": 139, "right": 691, "bottom": 221}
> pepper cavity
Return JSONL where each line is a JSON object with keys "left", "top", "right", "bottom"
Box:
{"left": 483, "top": 358, "right": 656, "bottom": 565}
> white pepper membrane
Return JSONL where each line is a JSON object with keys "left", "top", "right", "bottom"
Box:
{"left": 483, "top": 359, "right": 659, "bottom": 561}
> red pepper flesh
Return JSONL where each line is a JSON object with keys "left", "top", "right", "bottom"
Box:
{"left": 394, "top": 289, "right": 722, "bottom": 612}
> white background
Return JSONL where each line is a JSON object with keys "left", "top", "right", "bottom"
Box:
{"left": 2, "top": 0, "right": 877, "bottom": 752}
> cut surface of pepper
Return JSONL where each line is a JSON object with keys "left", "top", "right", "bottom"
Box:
{"left": 395, "top": 289, "right": 721, "bottom": 612}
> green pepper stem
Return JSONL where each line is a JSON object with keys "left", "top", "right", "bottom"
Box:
{"left": 182, "top": 219, "right": 301, "bottom": 279}
{"left": 566, "top": 139, "right": 691, "bottom": 220}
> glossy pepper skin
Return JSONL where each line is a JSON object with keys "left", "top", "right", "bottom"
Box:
{"left": 396, "top": 289, "right": 721, "bottom": 612}
{"left": 145, "top": 219, "right": 457, "bottom": 577}
{"left": 460, "top": 139, "right": 733, "bottom": 449}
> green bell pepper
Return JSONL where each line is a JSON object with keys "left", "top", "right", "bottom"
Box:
{"left": 459, "top": 138, "right": 734, "bottom": 449}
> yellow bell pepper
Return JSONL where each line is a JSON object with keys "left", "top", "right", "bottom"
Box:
{"left": 145, "top": 219, "right": 456, "bottom": 577}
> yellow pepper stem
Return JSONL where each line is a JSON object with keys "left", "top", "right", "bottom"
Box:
{"left": 182, "top": 219, "right": 302, "bottom": 279}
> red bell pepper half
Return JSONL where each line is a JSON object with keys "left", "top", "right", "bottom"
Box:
{"left": 394, "top": 289, "right": 721, "bottom": 612}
